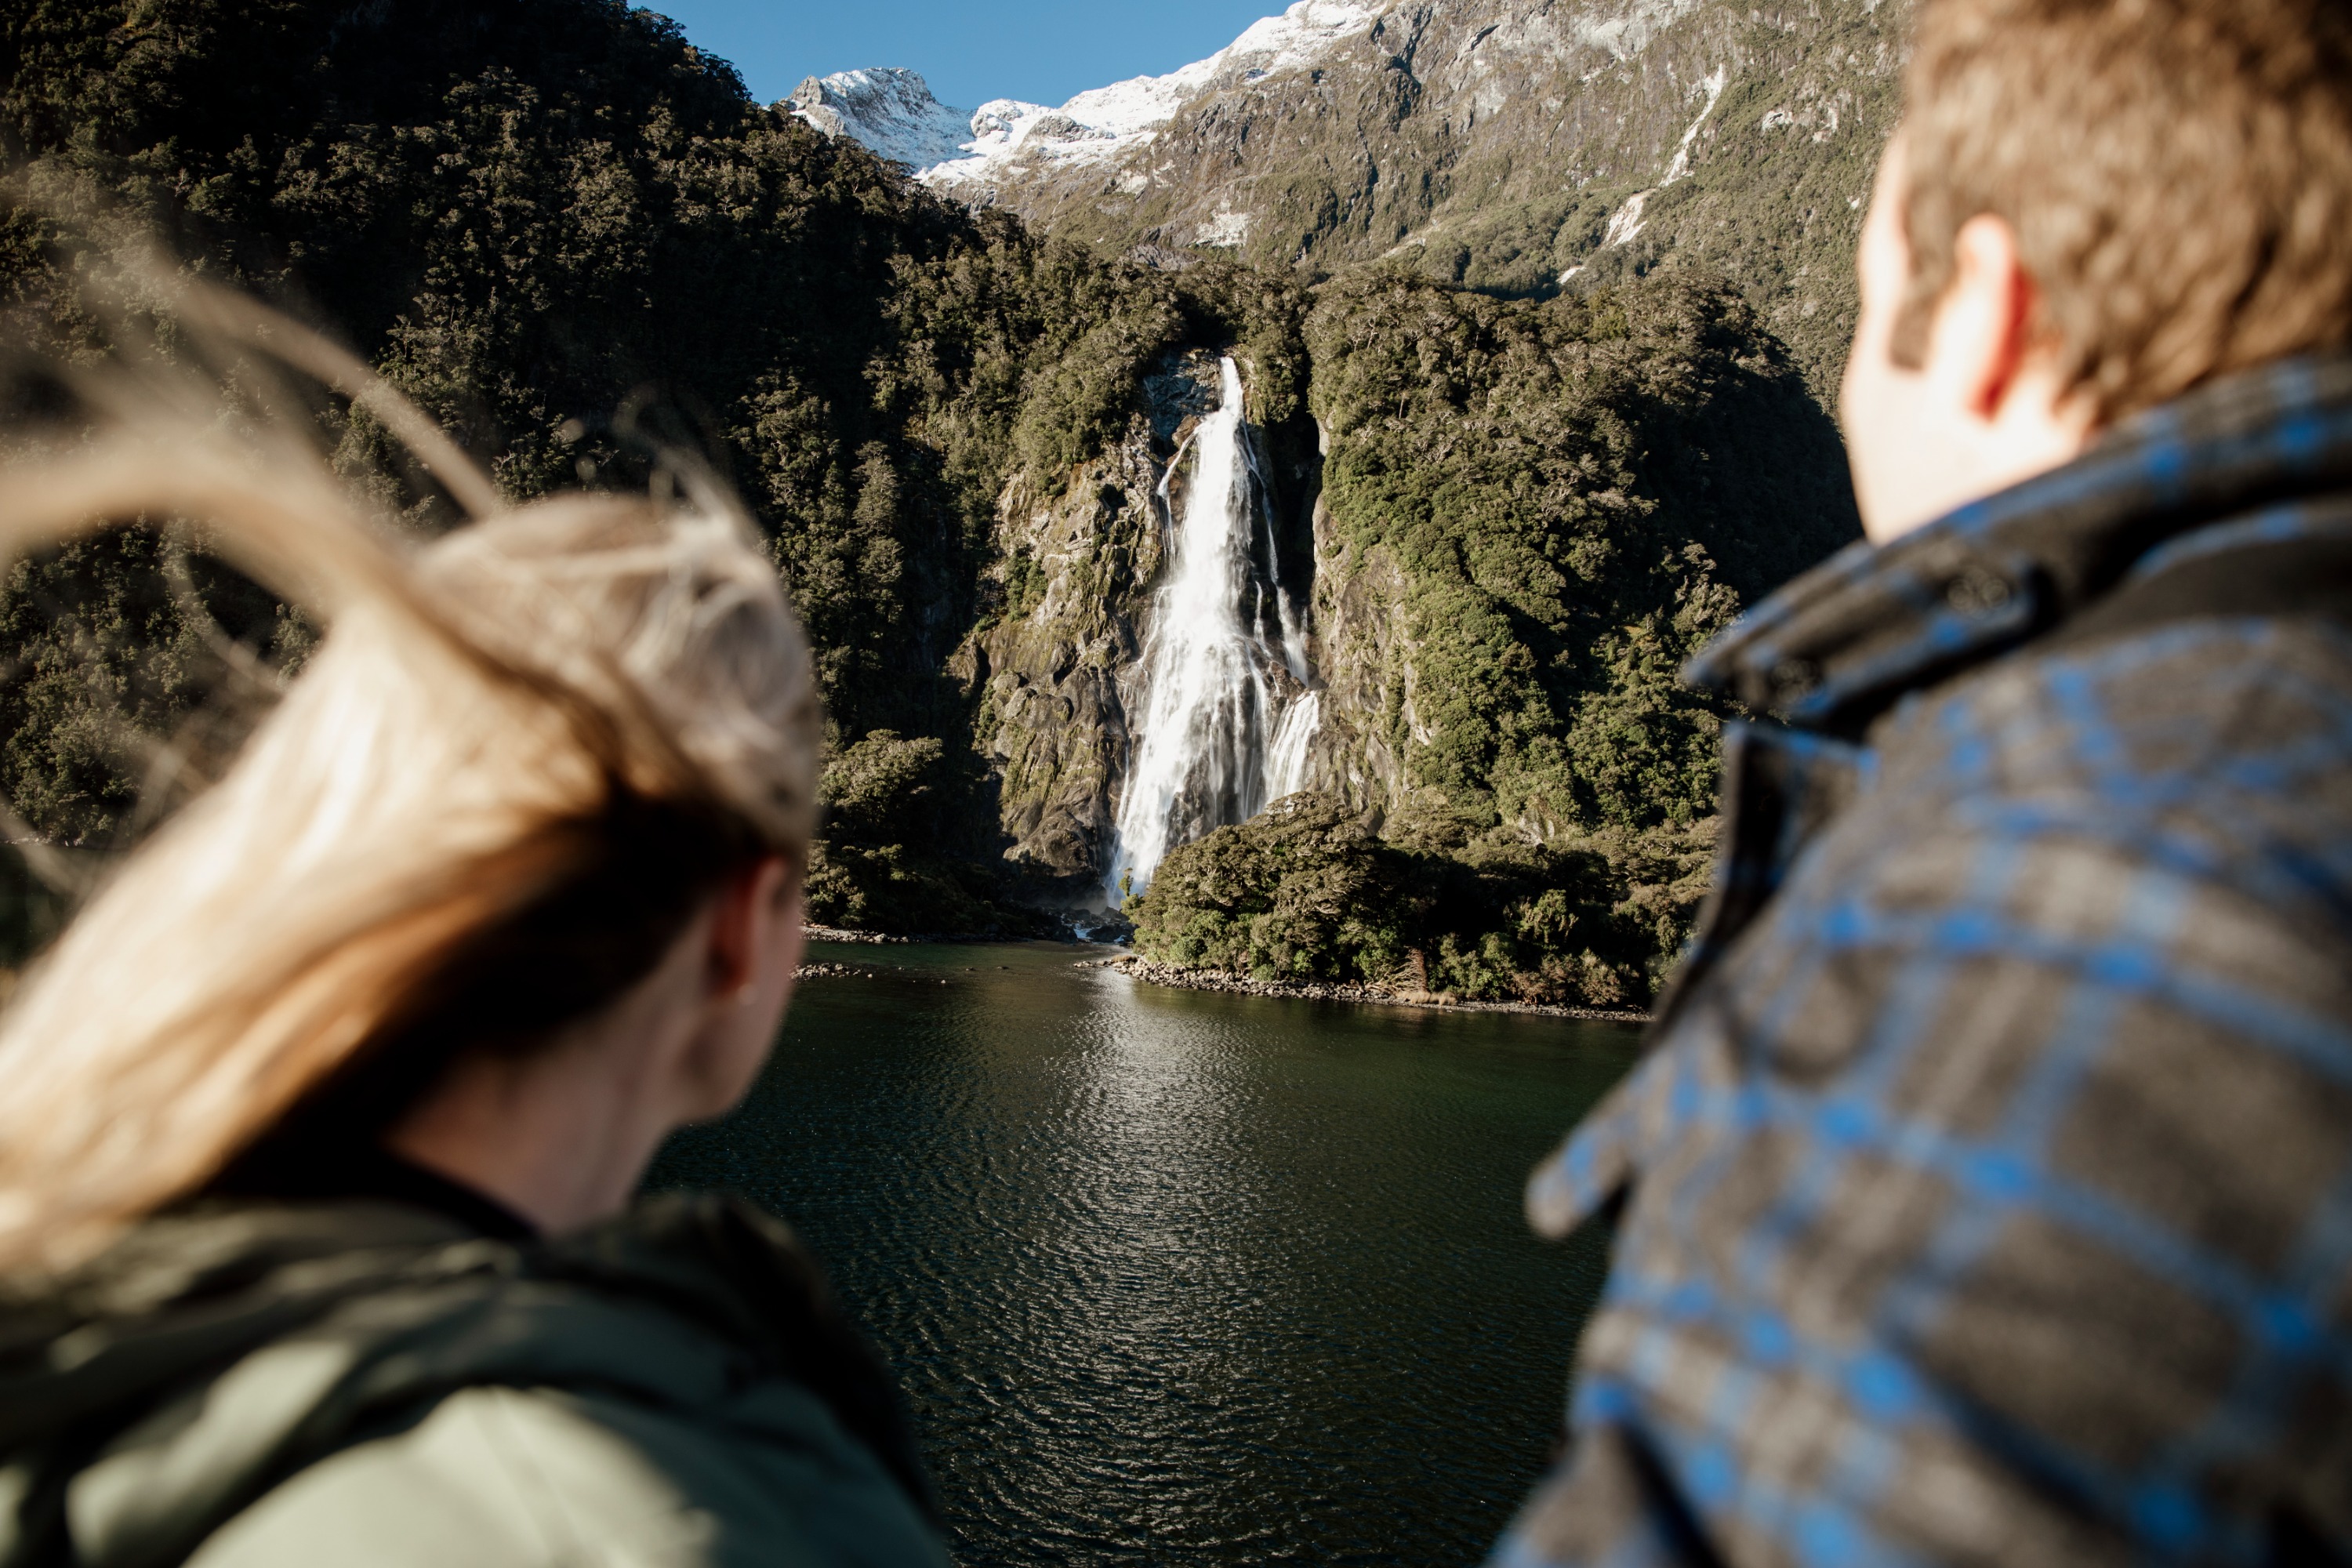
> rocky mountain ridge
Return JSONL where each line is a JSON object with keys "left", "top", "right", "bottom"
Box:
{"left": 786, "top": 67, "right": 972, "bottom": 167}
{"left": 787, "top": 0, "right": 1911, "bottom": 394}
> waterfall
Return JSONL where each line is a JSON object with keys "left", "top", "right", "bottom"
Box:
{"left": 1266, "top": 691, "right": 1319, "bottom": 800}
{"left": 1108, "top": 358, "right": 1319, "bottom": 898}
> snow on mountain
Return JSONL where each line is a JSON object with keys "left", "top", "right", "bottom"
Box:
{"left": 923, "top": 1, "right": 1381, "bottom": 187}
{"left": 782, "top": 2, "right": 1382, "bottom": 189}
{"left": 1570, "top": 63, "right": 1731, "bottom": 270}
{"left": 786, "top": 68, "right": 972, "bottom": 169}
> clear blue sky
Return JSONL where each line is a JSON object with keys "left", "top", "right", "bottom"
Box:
{"left": 644, "top": 2, "right": 1287, "bottom": 113}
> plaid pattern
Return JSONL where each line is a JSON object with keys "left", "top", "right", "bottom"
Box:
{"left": 1494, "top": 357, "right": 2352, "bottom": 1567}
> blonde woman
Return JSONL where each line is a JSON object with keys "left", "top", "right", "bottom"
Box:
{"left": 0, "top": 292, "right": 950, "bottom": 1566}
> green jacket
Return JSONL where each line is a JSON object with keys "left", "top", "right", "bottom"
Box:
{"left": 0, "top": 1192, "right": 953, "bottom": 1568}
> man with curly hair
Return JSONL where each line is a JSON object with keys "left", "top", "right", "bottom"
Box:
{"left": 1496, "top": 1, "right": 2352, "bottom": 1561}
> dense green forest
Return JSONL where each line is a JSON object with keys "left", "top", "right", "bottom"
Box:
{"left": 0, "top": 0, "right": 1861, "bottom": 1006}
{"left": 1130, "top": 271, "right": 1854, "bottom": 1004}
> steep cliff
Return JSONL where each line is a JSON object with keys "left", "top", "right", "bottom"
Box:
{"left": 964, "top": 407, "right": 1169, "bottom": 887}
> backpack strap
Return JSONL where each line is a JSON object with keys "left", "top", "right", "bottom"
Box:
{"left": 2043, "top": 510, "right": 2352, "bottom": 653}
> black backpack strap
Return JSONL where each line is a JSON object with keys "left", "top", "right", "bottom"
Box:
{"left": 2044, "top": 511, "right": 2352, "bottom": 653}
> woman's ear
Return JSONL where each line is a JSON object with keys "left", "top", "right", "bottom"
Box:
{"left": 705, "top": 856, "right": 793, "bottom": 1002}
{"left": 670, "top": 855, "right": 800, "bottom": 1123}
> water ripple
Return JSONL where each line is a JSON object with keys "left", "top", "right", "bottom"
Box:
{"left": 650, "top": 942, "right": 1636, "bottom": 1566}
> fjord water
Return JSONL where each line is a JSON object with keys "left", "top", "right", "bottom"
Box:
{"left": 650, "top": 941, "right": 1639, "bottom": 1566}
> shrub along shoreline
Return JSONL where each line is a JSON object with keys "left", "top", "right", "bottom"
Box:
{"left": 1084, "top": 953, "right": 1651, "bottom": 1025}
{"left": 1122, "top": 793, "right": 1711, "bottom": 1012}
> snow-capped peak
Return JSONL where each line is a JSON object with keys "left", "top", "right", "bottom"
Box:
{"left": 786, "top": 68, "right": 971, "bottom": 169}
{"left": 1054, "top": 0, "right": 1381, "bottom": 138}
{"left": 793, "top": 2, "right": 1384, "bottom": 187}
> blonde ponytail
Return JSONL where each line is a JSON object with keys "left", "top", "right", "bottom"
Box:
{"left": 0, "top": 285, "right": 821, "bottom": 1274}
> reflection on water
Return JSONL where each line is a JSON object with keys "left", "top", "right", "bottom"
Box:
{"left": 649, "top": 942, "right": 1639, "bottom": 1566}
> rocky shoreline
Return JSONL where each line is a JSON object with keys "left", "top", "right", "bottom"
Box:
{"left": 794, "top": 960, "right": 953, "bottom": 985}
{"left": 795, "top": 951, "right": 1652, "bottom": 1022}
{"left": 1082, "top": 955, "right": 1651, "bottom": 1025}
{"left": 803, "top": 917, "right": 1131, "bottom": 946}
{"left": 802, "top": 925, "right": 924, "bottom": 946}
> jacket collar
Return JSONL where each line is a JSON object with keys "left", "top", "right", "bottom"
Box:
{"left": 1687, "top": 354, "right": 2352, "bottom": 736}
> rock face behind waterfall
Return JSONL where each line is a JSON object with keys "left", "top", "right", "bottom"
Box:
{"left": 960, "top": 412, "right": 1168, "bottom": 887}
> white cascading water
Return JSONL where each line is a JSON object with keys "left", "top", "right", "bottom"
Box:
{"left": 1265, "top": 691, "right": 1319, "bottom": 800}
{"left": 1108, "top": 357, "right": 1319, "bottom": 897}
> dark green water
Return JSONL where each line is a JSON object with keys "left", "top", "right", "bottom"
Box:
{"left": 649, "top": 941, "right": 1640, "bottom": 1566}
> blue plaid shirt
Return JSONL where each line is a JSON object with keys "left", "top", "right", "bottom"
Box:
{"left": 1492, "top": 356, "right": 2352, "bottom": 1566}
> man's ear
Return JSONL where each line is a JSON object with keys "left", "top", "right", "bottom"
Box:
{"left": 1926, "top": 212, "right": 2042, "bottom": 423}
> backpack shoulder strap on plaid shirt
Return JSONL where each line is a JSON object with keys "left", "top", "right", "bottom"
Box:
{"left": 2046, "top": 504, "right": 2352, "bottom": 653}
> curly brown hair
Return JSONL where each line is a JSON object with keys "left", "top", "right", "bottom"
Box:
{"left": 1896, "top": 0, "right": 2352, "bottom": 419}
